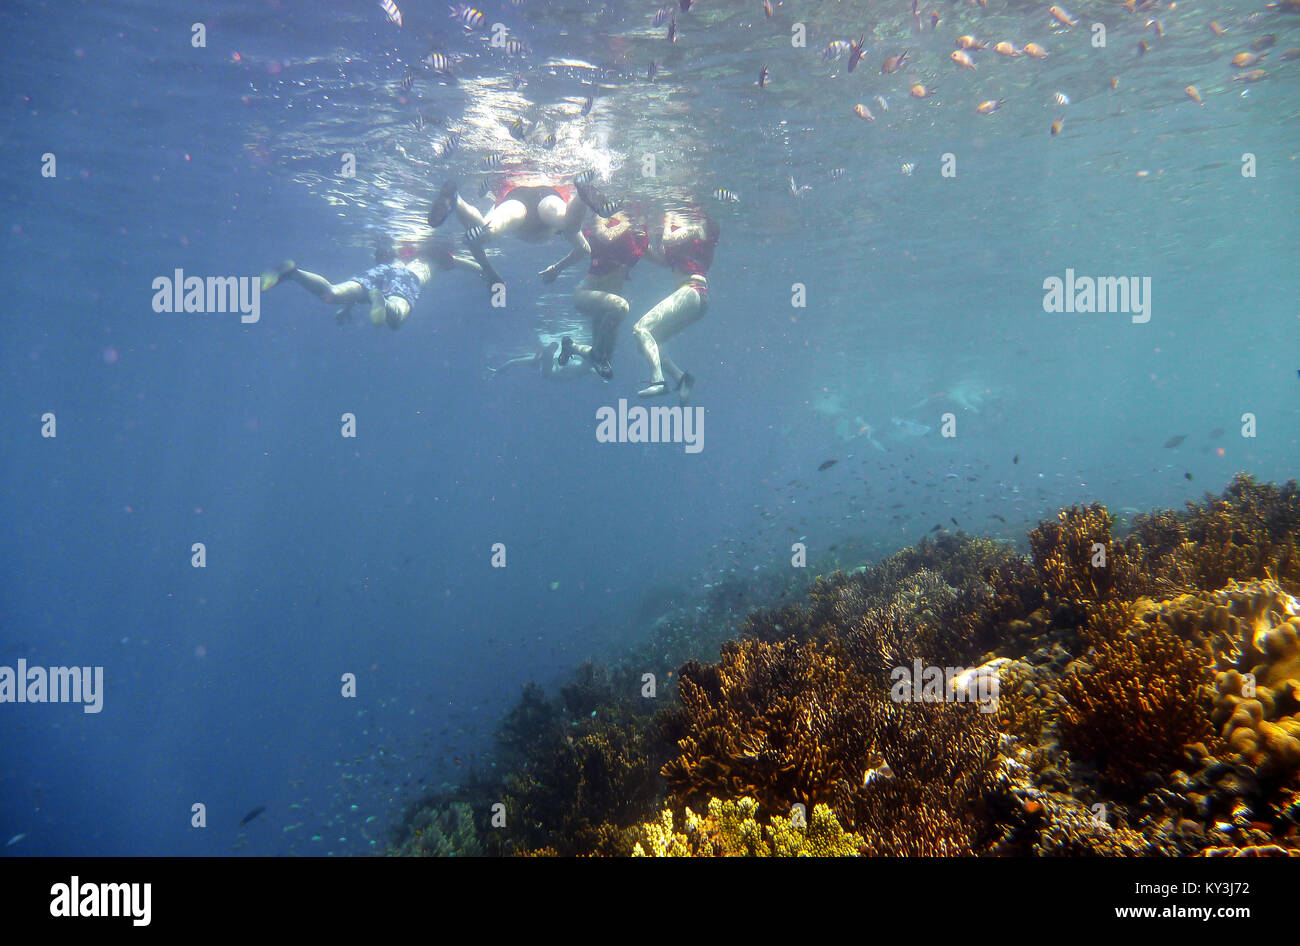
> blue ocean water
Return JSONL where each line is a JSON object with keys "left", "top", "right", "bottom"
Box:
{"left": 0, "top": 0, "right": 1296, "bottom": 856}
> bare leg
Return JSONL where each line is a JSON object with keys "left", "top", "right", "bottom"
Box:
{"left": 633, "top": 285, "right": 706, "bottom": 397}
{"left": 286, "top": 270, "right": 368, "bottom": 304}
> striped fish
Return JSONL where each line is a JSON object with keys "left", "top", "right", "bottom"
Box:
{"left": 712, "top": 188, "right": 739, "bottom": 203}
{"left": 380, "top": 0, "right": 402, "bottom": 27}
{"left": 400, "top": 72, "right": 413, "bottom": 92}
{"left": 482, "top": 153, "right": 503, "bottom": 169}
{"left": 652, "top": 7, "right": 671, "bottom": 25}
{"left": 424, "top": 52, "right": 452, "bottom": 74}
{"left": 449, "top": 4, "right": 485, "bottom": 30}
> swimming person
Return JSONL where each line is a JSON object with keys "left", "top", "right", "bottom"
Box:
{"left": 553, "top": 211, "right": 649, "bottom": 381}
{"left": 632, "top": 209, "right": 719, "bottom": 403}
{"left": 425, "top": 171, "right": 618, "bottom": 287}
{"left": 260, "top": 236, "right": 486, "bottom": 330}
{"left": 486, "top": 340, "right": 587, "bottom": 381}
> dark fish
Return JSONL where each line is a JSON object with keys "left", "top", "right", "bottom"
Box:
{"left": 1013, "top": 454, "right": 1019, "bottom": 464}
{"left": 581, "top": 91, "right": 595, "bottom": 115}
{"left": 991, "top": 514, "right": 1006, "bottom": 522}
{"left": 653, "top": 7, "right": 671, "bottom": 26}
{"left": 668, "top": 17, "right": 676, "bottom": 42}
{"left": 930, "top": 524, "right": 942, "bottom": 533}
{"left": 1209, "top": 427, "right": 1225, "bottom": 439}
{"left": 1163, "top": 434, "right": 1186, "bottom": 448}
{"left": 1184, "top": 472, "right": 1194, "bottom": 481}
{"left": 817, "top": 459, "right": 839, "bottom": 471}
{"left": 508, "top": 118, "right": 527, "bottom": 140}
{"left": 400, "top": 72, "right": 414, "bottom": 92}
{"left": 239, "top": 805, "right": 267, "bottom": 827}
{"left": 758, "top": 66, "right": 769, "bottom": 88}
{"left": 648, "top": 61, "right": 658, "bottom": 80}
{"left": 848, "top": 36, "right": 865, "bottom": 73}
{"left": 951, "top": 517, "right": 959, "bottom": 526}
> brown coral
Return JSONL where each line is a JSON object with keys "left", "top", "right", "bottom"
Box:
{"left": 663, "top": 637, "right": 883, "bottom": 815}
{"left": 1058, "top": 625, "right": 1212, "bottom": 787}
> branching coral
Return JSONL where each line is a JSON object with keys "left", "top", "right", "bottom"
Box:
{"left": 1058, "top": 626, "right": 1212, "bottom": 787}
{"left": 663, "top": 638, "right": 883, "bottom": 815}
{"left": 1029, "top": 503, "right": 1138, "bottom": 613}
{"left": 630, "top": 796, "right": 863, "bottom": 857}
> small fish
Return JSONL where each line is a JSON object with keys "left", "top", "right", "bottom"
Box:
{"left": 668, "top": 16, "right": 676, "bottom": 42}
{"left": 882, "top": 50, "right": 909, "bottom": 73}
{"left": 1110, "top": 76, "right": 1119, "bottom": 90}
{"left": 399, "top": 72, "right": 414, "bottom": 93}
{"left": 900, "top": 162, "right": 914, "bottom": 175}
{"left": 1184, "top": 472, "right": 1194, "bottom": 481}
{"left": 412, "top": 113, "right": 426, "bottom": 131}
{"left": 1023, "top": 43, "right": 1048, "bottom": 60}
{"left": 930, "top": 524, "right": 942, "bottom": 533}
{"left": 581, "top": 92, "right": 595, "bottom": 115}
{"left": 424, "top": 52, "right": 452, "bottom": 75}
{"left": 1209, "top": 21, "right": 1227, "bottom": 37}
{"left": 380, "top": 0, "right": 403, "bottom": 27}
{"left": 853, "top": 102, "right": 875, "bottom": 121}
{"left": 956, "top": 36, "right": 986, "bottom": 51}
{"left": 758, "top": 66, "right": 769, "bottom": 88}
{"left": 508, "top": 118, "right": 527, "bottom": 140}
{"left": 1146, "top": 18, "right": 1164, "bottom": 37}
{"left": 817, "top": 459, "right": 839, "bottom": 472}
{"left": 951, "top": 517, "right": 959, "bottom": 526}
{"left": 1250, "top": 35, "right": 1276, "bottom": 51}
{"left": 1050, "top": 117, "right": 1064, "bottom": 135}
{"left": 648, "top": 61, "right": 658, "bottom": 80}
{"left": 1164, "top": 434, "right": 1187, "bottom": 448}
{"left": 439, "top": 133, "right": 461, "bottom": 155}
{"left": 1049, "top": 4, "right": 1076, "bottom": 27}
{"left": 1184, "top": 85, "right": 1203, "bottom": 105}
{"left": 1209, "top": 427, "right": 1225, "bottom": 439}
{"left": 1232, "top": 52, "right": 1267, "bottom": 68}
{"left": 1138, "top": 40, "right": 1149, "bottom": 55}
{"left": 788, "top": 176, "right": 811, "bottom": 197}
{"left": 848, "top": 36, "right": 866, "bottom": 73}
{"left": 1233, "top": 69, "right": 1268, "bottom": 82}
{"left": 712, "top": 188, "right": 740, "bottom": 202}
{"left": 763, "top": 0, "right": 775, "bottom": 17}
{"left": 574, "top": 169, "right": 598, "bottom": 185}
{"left": 975, "top": 98, "right": 1004, "bottom": 114}
{"left": 5, "top": 834, "right": 26, "bottom": 847}
{"left": 1280, "top": 48, "right": 1300, "bottom": 61}
{"left": 541, "top": 132, "right": 557, "bottom": 149}
{"left": 449, "top": 4, "right": 485, "bottom": 30}
{"left": 239, "top": 805, "right": 267, "bottom": 827}
{"left": 950, "top": 49, "right": 976, "bottom": 69}
{"left": 482, "top": 153, "right": 503, "bottom": 169}
{"left": 929, "top": 10, "right": 940, "bottom": 30}
{"left": 875, "top": 95, "right": 889, "bottom": 112}
{"left": 994, "top": 42, "right": 1020, "bottom": 57}
{"left": 991, "top": 514, "right": 1006, "bottom": 523}
{"left": 910, "top": 83, "right": 937, "bottom": 98}
{"left": 503, "top": 39, "right": 527, "bottom": 55}
{"left": 653, "top": 7, "right": 671, "bottom": 26}
{"left": 822, "top": 40, "right": 851, "bottom": 61}
{"left": 1053, "top": 91, "right": 1070, "bottom": 106}
{"left": 829, "top": 167, "right": 846, "bottom": 179}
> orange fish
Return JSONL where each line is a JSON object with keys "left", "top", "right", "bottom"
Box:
{"left": 1050, "top": 117, "right": 1064, "bottom": 135}
{"left": 1049, "top": 5, "right": 1076, "bottom": 27}
{"left": 910, "top": 83, "right": 937, "bottom": 97}
{"left": 1123, "top": 0, "right": 1136, "bottom": 11}
{"left": 1184, "top": 85, "right": 1203, "bottom": 105}
{"left": 956, "top": 35, "right": 986, "bottom": 50}
{"left": 1138, "top": 40, "right": 1149, "bottom": 55}
{"left": 1109, "top": 76, "right": 1119, "bottom": 90}
{"left": 1146, "top": 18, "right": 1164, "bottom": 37}
{"left": 853, "top": 102, "right": 876, "bottom": 121}
{"left": 1024, "top": 42, "right": 1048, "bottom": 59}
{"left": 995, "top": 41, "right": 1020, "bottom": 57}
{"left": 1231, "top": 52, "right": 1266, "bottom": 68}
{"left": 1233, "top": 69, "right": 1269, "bottom": 82}
{"left": 975, "top": 98, "right": 1003, "bottom": 114}
{"left": 1209, "top": 21, "right": 1227, "bottom": 36}
{"left": 950, "top": 49, "right": 976, "bottom": 69}
{"left": 882, "top": 50, "right": 910, "bottom": 73}
{"left": 1250, "top": 35, "right": 1275, "bottom": 51}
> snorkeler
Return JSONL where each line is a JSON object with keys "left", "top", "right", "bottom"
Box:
{"left": 551, "top": 210, "right": 649, "bottom": 381}
{"left": 425, "top": 171, "right": 618, "bottom": 287}
{"left": 260, "top": 235, "right": 486, "bottom": 330}
{"left": 486, "top": 340, "right": 587, "bottom": 381}
{"left": 631, "top": 209, "right": 719, "bottom": 404}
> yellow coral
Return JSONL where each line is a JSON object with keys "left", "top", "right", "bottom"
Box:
{"left": 629, "top": 797, "right": 862, "bottom": 857}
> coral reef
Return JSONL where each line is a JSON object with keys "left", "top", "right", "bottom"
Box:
{"left": 388, "top": 476, "right": 1300, "bottom": 857}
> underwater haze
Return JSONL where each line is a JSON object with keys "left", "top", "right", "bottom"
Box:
{"left": 1, "top": 0, "right": 1298, "bottom": 857}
